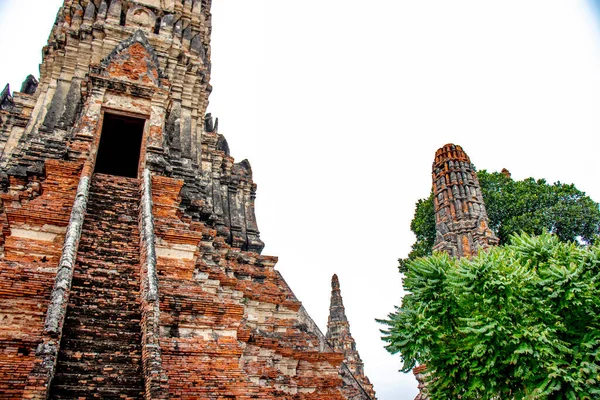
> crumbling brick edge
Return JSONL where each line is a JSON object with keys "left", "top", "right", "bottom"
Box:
{"left": 141, "top": 168, "right": 158, "bottom": 301}
{"left": 139, "top": 168, "right": 169, "bottom": 398}
{"left": 44, "top": 175, "right": 90, "bottom": 334}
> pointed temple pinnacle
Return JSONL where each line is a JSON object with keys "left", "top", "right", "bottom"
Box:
{"left": 331, "top": 273, "right": 340, "bottom": 290}
{"left": 328, "top": 273, "right": 346, "bottom": 323}
{"left": 432, "top": 143, "right": 499, "bottom": 258}
{"left": 326, "top": 274, "right": 376, "bottom": 398}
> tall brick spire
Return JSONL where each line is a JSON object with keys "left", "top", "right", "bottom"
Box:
{"left": 327, "top": 274, "right": 354, "bottom": 356}
{"left": 327, "top": 274, "right": 377, "bottom": 399}
{"left": 432, "top": 143, "right": 498, "bottom": 258}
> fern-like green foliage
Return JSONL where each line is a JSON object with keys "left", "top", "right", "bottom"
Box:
{"left": 399, "top": 171, "right": 600, "bottom": 272}
{"left": 380, "top": 233, "right": 600, "bottom": 399}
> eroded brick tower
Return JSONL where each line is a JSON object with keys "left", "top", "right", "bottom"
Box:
{"left": 0, "top": 1, "right": 375, "bottom": 398}
{"left": 432, "top": 143, "right": 498, "bottom": 258}
{"left": 413, "top": 143, "right": 499, "bottom": 400}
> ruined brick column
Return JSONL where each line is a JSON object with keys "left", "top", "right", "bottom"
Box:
{"left": 432, "top": 143, "right": 498, "bottom": 258}
{"left": 413, "top": 143, "right": 500, "bottom": 400}
{"left": 327, "top": 274, "right": 377, "bottom": 399}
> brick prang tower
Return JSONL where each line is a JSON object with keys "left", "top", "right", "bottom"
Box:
{"left": 432, "top": 144, "right": 499, "bottom": 258}
{"left": 413, "top": 143, "right": 499, "bottom": 400}
{"left": 0, "top": 1, "right": 375, "bottom": 398}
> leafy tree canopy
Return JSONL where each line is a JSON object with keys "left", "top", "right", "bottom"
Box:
{"left": 399, "top": 171, "right": 600, "bottom": 272}
{"left": 381, "top": 233, "right": 600, "bottom": 399}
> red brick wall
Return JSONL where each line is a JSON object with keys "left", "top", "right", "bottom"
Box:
{"left": 0, "top": 159, "right": 82, "bottom": 398}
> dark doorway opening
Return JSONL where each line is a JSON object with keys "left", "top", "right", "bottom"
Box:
{"left": 95, "top": 113, "right": 145, "bottom": 178}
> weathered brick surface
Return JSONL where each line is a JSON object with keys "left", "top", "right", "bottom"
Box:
{"left": 0, "top": 266, "right": 54, "bottom": 399}
{"left": 432, "top": 143, "right": 499, "bottom": 258}
{"left": 2, "top": 160, "right": 81, "bottom": 264}
{"left": 0, "top": 158, "right": 82, "bottom": 399}
{"left": 152, "top": 175, "right": 350, "bottom": 399}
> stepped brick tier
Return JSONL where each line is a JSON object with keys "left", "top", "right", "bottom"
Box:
{"left": 413, "top": 143, "right": 499, "bottom": 400}
{"left": 0, "top": 0, "right": 375, "bottom": 399}
{"left": 432, "top": 143, "right": 499, "bottom": 258}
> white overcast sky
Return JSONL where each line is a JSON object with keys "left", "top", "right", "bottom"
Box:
{"left": 2, "top": 1, "right": 600, "bottom": 399}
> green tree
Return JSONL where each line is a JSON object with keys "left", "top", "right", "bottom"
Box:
{"left": 399, "top": 171, "right": 600, "bottom": 272}
{"left": 381, "top": 233, "right": 600, "bottom": 399}
{"left": 398, "top": 194, "right": 436, "bottom": 272}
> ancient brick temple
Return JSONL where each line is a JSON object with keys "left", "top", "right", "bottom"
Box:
{"left": 413, "top": 143, "right": 499, "bottom": 399}
{"left": 0, "top": 1, "right": 375, "bottom": 398}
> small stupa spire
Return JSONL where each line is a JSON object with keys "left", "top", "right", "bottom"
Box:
{"left": 326, "top": 274, "right": 376, "bottom": 398}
